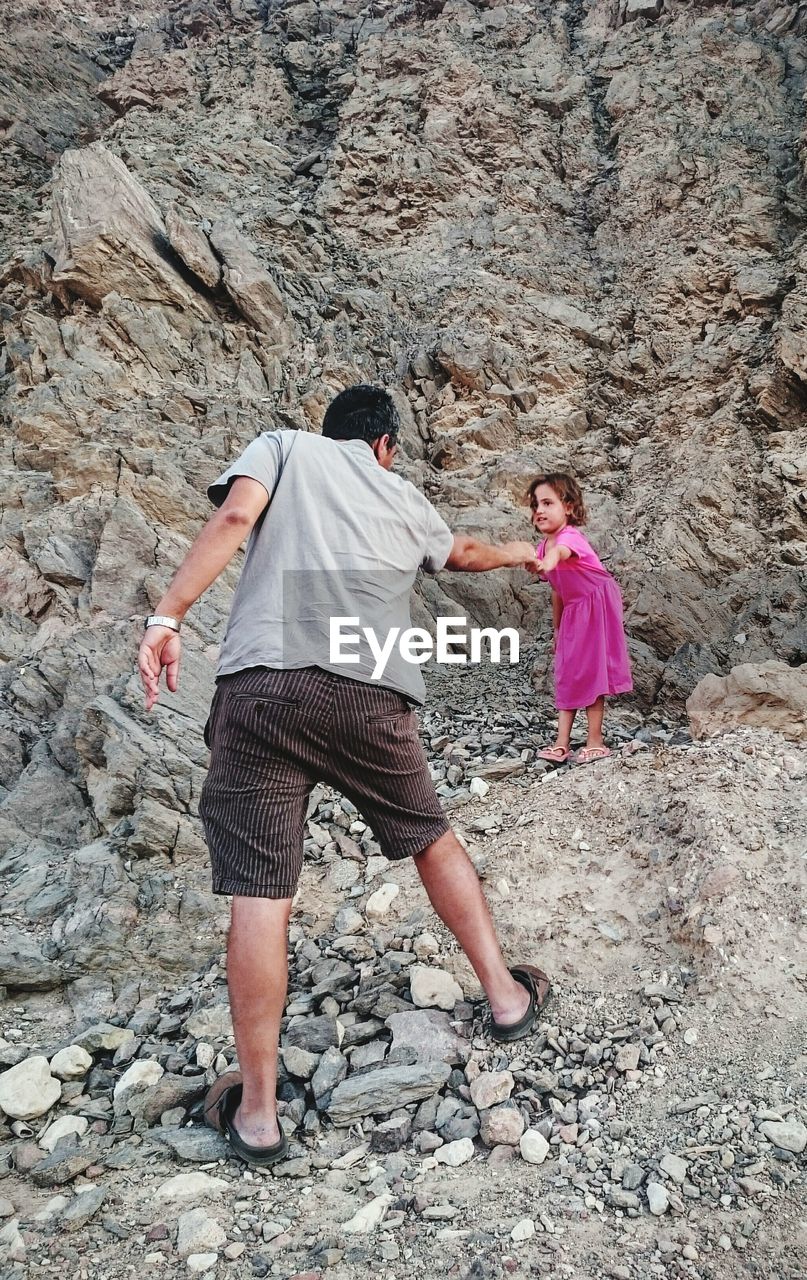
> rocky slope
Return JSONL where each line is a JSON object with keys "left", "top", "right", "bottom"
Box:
{"left": 1, "top": 2, "right": 806, "bottom": 1275}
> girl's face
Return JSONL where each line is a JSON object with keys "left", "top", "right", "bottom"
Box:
{"left": 530, "top": 484, "right": 570, "bottom": 535}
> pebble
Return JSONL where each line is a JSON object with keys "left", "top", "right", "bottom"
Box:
{"left": 187, "top": 1254, "right": 218, "bottom": 1274}
{"left": 154, "top": 1173, "right": 229, "bottom": 1203}
{"left": 176, "top": 1207, "right": 227, "bottom": 1258}
{"left": 519, "top": 1129, "right": 550, "bottom": 1165}
{"left": 342, "top": 1193, "right": 393, "bottom": 1234}
{"left": 510, "top": 1218, "right": 535, "bottom": 1242}
{"left": 646, "top": 1181, "right": 669, "bottom": 1215}
{"left": 434, "top": 1137, "right": 474, "bottom": 1167}
{"left": 365, "top": 882, "right": 400, "bottom": 921}
{"left": 659, "top": 1152, "right": 688, "bottom": 1184}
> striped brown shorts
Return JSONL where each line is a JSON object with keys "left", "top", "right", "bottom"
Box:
{"left": 198, "top": 666, "right": 450, "bottom": 898}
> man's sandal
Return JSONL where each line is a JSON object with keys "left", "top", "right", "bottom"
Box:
{"left": 574, "top": 746, "right": 612, "bottom": 765}
{"left": 490, "top": 965, "right": 552, "bottom": 1042}
{"left": 203, "top": 1071, "right": 288, "bottom": 1167}
{"left": 537, "top": 746, "right": 570, "bottom": 763}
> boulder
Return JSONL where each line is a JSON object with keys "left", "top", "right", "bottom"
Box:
{"left": 50, "top": 143, "right": 216, "bottom": 322}
{"left": 687, "top": 661, "right": 807, "bottom": 742}
{"left": 0, "top": 1057, "right": 61, "bottom": 1120}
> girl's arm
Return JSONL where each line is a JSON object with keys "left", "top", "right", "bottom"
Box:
{"left": 551, "top": 589, "right": 563, "bottom": 646}
{"left": 536, "top": 543, "right": 573, "bottom": 574}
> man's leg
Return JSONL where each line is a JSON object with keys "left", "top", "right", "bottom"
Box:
{"left": 227, "top": 894, "right": 293, "bottom": 1147}
{"left": 413, "top": 830, "right": 530, "bottom": 1026}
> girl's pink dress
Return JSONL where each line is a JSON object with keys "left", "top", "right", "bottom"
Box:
{"left": 537, "top": 525, "right": 633, "bottom": 711}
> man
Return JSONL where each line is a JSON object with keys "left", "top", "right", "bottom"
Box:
{"left": 138, "top": 384, "right": 550, "bottom": 1167}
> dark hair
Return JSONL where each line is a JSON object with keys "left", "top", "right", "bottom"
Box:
{"left": 527, "top": 473, "right": 587, "bottom": 526}
{"left": 321, "top": 384, "right": 399, "bottom": 445}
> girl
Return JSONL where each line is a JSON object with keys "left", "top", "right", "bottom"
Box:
{"left": 528, "top": 473, "right": 632, "bottom": 764}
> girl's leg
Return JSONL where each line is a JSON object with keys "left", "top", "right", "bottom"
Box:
{"left": 585, "top": 697, "right": 606, "bottom": 749}
{"left": 555, "top": 709, "right": 575, "bottom": 750}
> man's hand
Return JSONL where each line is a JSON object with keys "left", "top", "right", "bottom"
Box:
{"left": 139, "top": 626, "right": 182, "bottom": 711}
{"left": 445, "top": 535, "right": 539, "bottom": 572}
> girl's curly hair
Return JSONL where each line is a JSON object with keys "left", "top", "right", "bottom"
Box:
{"left": 527, "top": 473, "right": 587, "bottom": 526}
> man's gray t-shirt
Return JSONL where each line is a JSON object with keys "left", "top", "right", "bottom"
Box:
{"left": 208, "top": 430, "right": 454, "bottom": 704}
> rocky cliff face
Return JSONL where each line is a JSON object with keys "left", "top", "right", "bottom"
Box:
{"left": 1, "top": 0, "right": 806, "bottom": 996}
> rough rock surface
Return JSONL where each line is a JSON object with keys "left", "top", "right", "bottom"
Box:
{"left": 687, "top": 660, "right": 807, "bottom": 741}
{"left": 1, "top": 3, "right": 806, "bottom": 1278}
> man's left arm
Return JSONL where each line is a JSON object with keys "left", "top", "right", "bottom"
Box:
{"left": 138, "top": 476, "right": 269, "bottom": 710}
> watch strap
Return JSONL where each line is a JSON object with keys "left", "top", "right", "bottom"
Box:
{"left": 145, "top": 615, "right": 181, "bottom": 632}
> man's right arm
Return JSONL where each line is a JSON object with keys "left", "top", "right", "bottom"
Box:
{"left": 444, "top": 534, "right": 537, "bottom": 572}
{"left": 138, "top": 476, "right": 269, "bottom": 709}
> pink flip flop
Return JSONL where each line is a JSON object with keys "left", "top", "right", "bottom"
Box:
{"left": 537, "top": 746, "right": 571, "bottom": 763}
{"left": 574, "top": 746, "right": 612, "bottom": 765}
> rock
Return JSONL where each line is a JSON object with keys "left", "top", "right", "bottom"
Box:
{"left": 282, "top": 1046, "right": 319, "bottom": 1080}
{"left": 614, "top": 1043, "right": 641, "bottom": 1073}
{"left": 520, "top": 1129, "right": 550, "bottom": 1165}
{"left": 30, "top": 1143, "right": 95, "bottom": 1187}
{"left": 311, "top": 1047, "right": 349, "bottom": 1106}
{"left": 434, "top": 1137, "right": 474, "bottom": 1167}
{"left": 50, "top": 144, "right": 215, "bottom": 320}
{"left": 49, "top": 1045, "right": 93, "bottom": 1080}
{"left": 0, "top": 1218, "right": 25, "bottom": 1264}
{"left": 625, "top": 0, "right": 661, "bottom": 18}
{"left": 759, "top": 1120, "right": 806, "bottom": 1154}
{"left": 622, "top": 1163, "right": 645, "bottom": 1190}
{"left": 154, "top": 1173, "right": 229, "bottom": 1203}
{"left": 127, "top": 1074, "right": 207, "bottom": 1128}
{"left": 409, "top": 966, "right": 463, "bottom": 1011}
{"left": 183, "top": 1005, "right": 233, "bottom": 1041}
{"left": 479, "top": 1103, "right": 524, "bottom": 1147}
{"left": 370, "top": 1116, "right": 412, "bottom": 1153}
{"left": 187, "top": 1254, "right": 219, "bottom": 1274}
{"left": 386, "top": 1010, "right": 469, "bottom": 1065}
{"left": 113, "top": 1059, "right": 164, "bottom": 1112}
{"left": 687, "top": 662, "right": 807, "bottom": 743}
{"left": 75, "top": 1025, "right": 135, "bottom": 1055}
{"left": 0, "top": 1056, "right": 61, "bottom": 1120}
{"left": 60, "top": 1186, "right": 106, "bottom": 1232}
{"left": 468, "top": 777, "right": 489, "bottom": 797}
{"left": 153, "top": 1127, "right": 230, "bottom": 1163}
{"left": 342, "top": 1193, "right": 393, "bottom": 1234}
{"left": 608, "top": 1189, "right": 641, "bottom": 1211}
{"left": 511, "top": 1218, "right": 535, "bottom": 1242}
{"left": 470, "top": 759, "right": 525, "bottom": 781}
{"left": 659, "top": 1153, "right": 689, "bottom": 1184}
{"left": 365, "top": 883, "right": 400, "bottom": 922}
{"left": 209, "top": 219, "right": 290, "bottom": 340}
{"left": 646, "top": 1182, "right": 669, "bottom": 1215}
{"left": 469, "top": 1071, "right": 514, "bottom": 1111}
{"left": 328, "top": 1062, "right": 451, "bottom": 1126}
{"left": 0, "top": 930, "right": 62, "bottom": 991}
{"left": 284, "top": 1016, "right": 339, "bottom": 1055}
{"left": 412, "top": 932, "right": 440, "bottom": 960}
{"left": 0, "top": 1198, "right": 13, "bottom": 1219}
{"left": 165, "top": 206, "right": 221, "bottom": 290}
{"left": 176, "top": 1207, "right": 227, "bottom": 1258}
{"left": 39, "top": 1116, "right": 89, "bottom": 1153}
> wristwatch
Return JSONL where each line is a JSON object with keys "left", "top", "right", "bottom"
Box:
{"left": 144, "top": 615, "right": 181, "bottom": 632}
